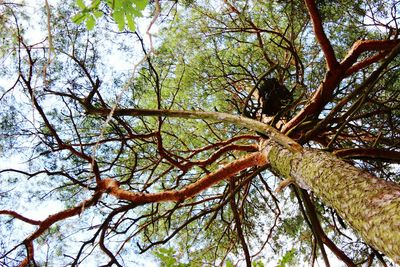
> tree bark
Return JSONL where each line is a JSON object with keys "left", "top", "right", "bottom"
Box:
{"left": 262, "top": 141, "right": 400, "bottom": 263}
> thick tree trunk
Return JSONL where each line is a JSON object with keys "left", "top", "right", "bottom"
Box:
{"left": 263, "top": 141, "right": 400, "bottom": 263}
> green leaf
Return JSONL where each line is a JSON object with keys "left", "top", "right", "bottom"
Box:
{"left": 112, "top": 10, "right": 123, "bottom": 23}
{"left": 105, "top": 0, "right": 114, "bottom": 8}
{"left": 113, "top": 11, "right": 125, "bottom": 31}
{"left": 76, "top": 0, "right": 86, "bottom": 9}
{"left": 277, "top": 249, "right": 296, "bottom": 267}
{"left": 90, "top": 0, "right": 101, "bottom": 8}
{"left": 85, "top": 15, "right": 96, "bottom": 30}
{"left": 113, "top": 0, "right": 123, "bottom": 9}
{"left": 93, "top": 10, "right": 103, "bottom": 18}
{"left": 126, "top": 15, "right": 136, "bottom": 31}
{"left": 252, "top": 260, "right": 265, "bottom": 267}
{"left": 225, "top": 259, "right": 234, "bottom": 267}
{"left": 117, "top": 20, "right": 125, "bottom": 31}
{"left": 72, "top": 13, "right": 87, "bottom": 24}
{"left": 134, "top": 0, "right": 148, "bottom": 10}
{"left": 131, "top": 8, "right": 142, "bottom": 17}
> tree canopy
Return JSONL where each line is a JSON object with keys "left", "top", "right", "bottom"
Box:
{"left": 0, "top": 0, "right": 399, "bottom": 266}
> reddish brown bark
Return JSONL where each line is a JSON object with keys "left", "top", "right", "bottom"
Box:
{"left": 283, "top": 39, "right": 400, "bottom": 134}
{"left": 304, "top": 0, "right": 338, "bottom": 70}
{"left": 341, "top": 39, "right": 400, "bottom": 70}
{"left": 283, "top": 70, "right": 343, "bottom": 133}
{"left": 283, "top": 2, "right": 400, "bottom": 134}
{"left": 17, "top": 192, "right": 103, "bottom": 266}
{"left": 99, "top": 152, "right": 267, "bottom": 204}
{"left": 0, "top": 210, "right": 42, "bottom": 225}
{"left": 345, "top": 51, "right": 388, "bottom": 76}
{"left": 9, "top": 150, "right": 267, "bottom": 266}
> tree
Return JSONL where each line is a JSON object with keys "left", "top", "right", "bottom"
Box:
{"left": 0, "top": 0, "right": 399, "bottom": 266}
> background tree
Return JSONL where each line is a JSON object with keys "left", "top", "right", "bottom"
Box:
{"left": 0, "top": 0, "right": 399, "bottom": 266}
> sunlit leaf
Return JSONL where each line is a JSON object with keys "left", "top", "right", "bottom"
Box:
{"left": 72, "top": 12, "right": 87, "bottom": 24}
{"left": 112, "top": 10, "right": 123, "bottom": 24}
{"left": 134, "top": 0, "right": 148, "bottom": 10}
{"left": 225, "top": 259, "right": 234, "bottom": 267}
{"left": 112, "top": 0, "right": 122, "bottom": 9}
{"left": 112, "top": 11, "right": 125, "bottom": 31}
{"left": 131, "top": 8, "right": 142, "bottom": 17}
{"left": 126, "top": 15, "right": 136, "bottom": 31}
{"left": 76, "top": 0, "right": 86, "bottom": 9}
{"left": 90, "top": 0, "right": 101, "bottom": 8}
{"left": 93, "top": 10, "right": 103, "bottom": 18}
{"left": 85, "top": 15, "right": 96, "bottom": 30}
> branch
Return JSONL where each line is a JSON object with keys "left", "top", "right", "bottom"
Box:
{"left": 83, "top": 105, "right": 303, "bottom": 153}
{"left": 20, "top": 45, "right": 102, "bottom": 183}
{"left": 333, "top": 148, "right": 400, "bottom": 162}
{"left": 282, "top": 70, "right": 343, "bottom": 133}
{"left": 302, "top": 43, "right": 400, "bottom": 141}
{"left": 182, "top": 144, "right": 258, "bottom": 169}
{"left": 99, "top": 152, "right": 267, "bottom": 204}
{"left": 299, "top": 190, "right": 330, "bottom": 267}
{"left": 230, "top": 179, "right": 251, "bottom": 267}
{"left": 344, "top": 51, "right": 388, "bottom": 76}
{"left": 340, "top": 39, "right": 400, "bottom": 71}
{"left": 283, "top": 40, "right": 400, "bottom": 134}
{"left": 223, "top": 0, "right": 276, "bottom": 65}
{"left": 18, "top": 192, "right": 103, "bottom": 266}
{"left": 0, "top": 210, "right": 41, "bottom": 225}
{"left": 304, "top": 0, "right": 338, "bottom": 70}
{"left": 300, "top": 190, "right": 356, "bottom": 266}
{"left": 187, "top": 135, "right": 259, "bottom": 157}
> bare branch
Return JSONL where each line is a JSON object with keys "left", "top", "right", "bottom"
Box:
{"left": 99, "top": 151, "right": 267, "bottom": 204}
{"left": 304, "top": 0, "right": 338, "bottom": 70}
{"left": 0, "top": 210, "right": 41, "bottom": 225}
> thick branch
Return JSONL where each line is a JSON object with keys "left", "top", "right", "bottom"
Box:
{"left": 282, "top": 70, "right": 343, "bottom": 133}
{"left": 304, "top": 0, "right": 338, "bottom": 70}
{"left": 83, "top": 105, "right": 303, "bottom": 153}
{"left": 283, "top": 41, "right": 400, "bottom": 134}
{"left": 99, "top": 152, "right": 267, "bottom": 204}
{"left": 345, "top": 51, "right": 388, "bottom": 76}
{"left": 302, "top": 43, "right": 400, "bottom": 141}
{"left": 341, "top": 39, "right": 400, "bottom": 71}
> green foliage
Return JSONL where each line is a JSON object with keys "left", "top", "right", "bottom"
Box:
{"left": 72, "top": 0, "right": 149, "bottom": 31}
{"left": 153, "top": 247, "right": 190, "bottom": 267}
{"left": 225, "top": 259, "right": 234, "bottom": 267}
{"left": 252, "top": 260, "right": 265, "bottom": 267}
{"left": 108, "top": 0, "right": 148, "bottom": 31}
{"left": 276, "top": 249, "right": 296, "bottom": 267}
{"left": 72, "top": 0, "right": 103, "bottom": 30}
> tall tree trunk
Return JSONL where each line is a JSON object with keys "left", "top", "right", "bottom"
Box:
{"left": 263, "top": 141, "right": 400, "bottom": 263}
